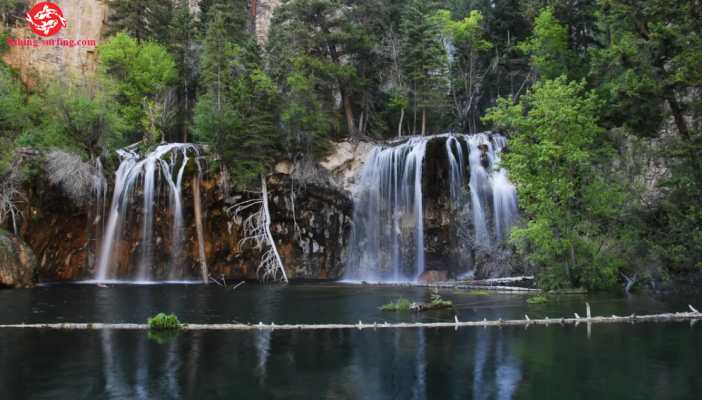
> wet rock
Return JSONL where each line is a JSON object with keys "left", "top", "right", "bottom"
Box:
{"left": 0, "top": 231, "right": 38, "bottom": 288}
{"left": 416, "top": 270, "right": 454, "bottom": 283}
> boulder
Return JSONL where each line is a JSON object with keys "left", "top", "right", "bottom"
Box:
{"left": 416, "top": 270, "right": 453, "bottom": 283}
{"left": 0, "top": 231, "right": 38, "bottom": 288}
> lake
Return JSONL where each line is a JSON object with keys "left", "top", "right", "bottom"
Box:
{"left": 0, "top": 283, "right": 700, "bottom": 399}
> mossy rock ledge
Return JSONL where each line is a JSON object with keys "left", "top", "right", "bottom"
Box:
{"left": 0, "top": 230, "right": 38, "bottom": 288}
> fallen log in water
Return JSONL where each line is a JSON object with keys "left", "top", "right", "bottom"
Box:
{"left": 1, "top": 307, "right": 699, "bottom": 331}
{"left": 362, "top": 281, "right": 542, "bottom": 293}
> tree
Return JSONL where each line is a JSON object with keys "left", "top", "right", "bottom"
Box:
{"left": 270, "top": 0, "right": 366, "bottom": 139}
{"left": 169, "top": 1, "right": 199, "bottom": 142}
{"left": 99, "top": 33, "right": 178, "bottom": 141}
{"left": 44, "top": 74, "right": 125, "bottom": 159}
{"left": 104, "top": 0, "right": 174, "bottom": 44}
{"left": 484, "top": 76, "right": 626, "bottom": 288}
{"left": 401, "top": 0, "right": 447, "bottom": 136}
{"left": 592, "top": 0, "right": 702, "bottom": 273}
{"left": 194, "top": 16, "right": 280, "bottom": 187}
{"left": 518, "top": 7, "right": 572, "bottom": 80}
{"left": 193, "top": 12, "right": 237, "bottom": 151}
{"left": 438, "top": 9, "right": 493, "bottom": 133}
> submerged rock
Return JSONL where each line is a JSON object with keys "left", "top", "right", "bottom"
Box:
{"left": 0, "top": 231, "right": 38, "bottom": 288}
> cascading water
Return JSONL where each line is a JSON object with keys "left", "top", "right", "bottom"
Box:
{"left": 96, "top": 143, "right": 201, "bottom": 282}
{"left": 345, "top": 133, "right": 518, "bottom": 282}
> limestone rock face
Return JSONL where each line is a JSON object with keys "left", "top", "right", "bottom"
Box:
{"left": 1, "top": 0, "right": 108, "bottom": 85}
{"left": 254, "top": 0, "right": 281, "bottom": 43}
{"left": 0, "top": 231, "right": 38, "bottom": 288}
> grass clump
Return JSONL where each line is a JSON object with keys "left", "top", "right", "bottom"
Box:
{"left": 527, "top": 296, "right": 548, "bottom": 304}
{"left": 148, "top": 313, "right": 180, "bottom": 330}
{"left": 380, "top": 297, "right": 413, "bottom": 311}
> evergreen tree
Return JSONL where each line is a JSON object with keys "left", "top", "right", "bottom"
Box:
{"left": 269, "top": 0, "right": 367, "bottom": 139}
{"left": 401, "top": 0, "right": 447, "bottom": 135}
{"left": 169, "top": 0, "right": 199, "bottom": 142}
{"left": 104, "top": 0, "right": 174, "bottom": 44}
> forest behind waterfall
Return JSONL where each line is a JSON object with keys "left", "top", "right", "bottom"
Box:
{"left": 1, "top": 0, "right": 702, "bottom": 290}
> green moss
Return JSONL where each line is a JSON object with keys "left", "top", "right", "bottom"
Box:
{"left": 453, "top": 290, "right": 491, "bottom": 295}
{"left": 148, "top": 313, "right": 180, "bottom": 330}
{"left": 527, "top": 296, "right": 549, "bottom": 304}
{"left": 86, "top": 323, "right": 93, "bottom": 329}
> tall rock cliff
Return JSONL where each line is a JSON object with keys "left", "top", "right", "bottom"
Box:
{"left": 1, "top": 0, "right": 108, "bottom": 84}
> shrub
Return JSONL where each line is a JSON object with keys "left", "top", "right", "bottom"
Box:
{"left": 45, "top": 150, "right": 107, "bottom": 206}
{"left": 147, "top": 313, "right": 180, "bottom": 330}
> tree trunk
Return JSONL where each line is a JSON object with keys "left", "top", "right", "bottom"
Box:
{"left": 398, "top": 107, "right": 404, "bottom": 138}
{"left": 421, "top": 107, "right": 427, "bottom": 136}
{"left": 192, "top": 175, "right": 209, "bottom": 284}
{"left": 261, "top": 174, "right": 288, "bottom": 283}
{"left": 251, "top": 0, "right": 257, "bottom": 35}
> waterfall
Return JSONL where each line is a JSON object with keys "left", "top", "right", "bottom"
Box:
{"left": 345, "top": 133, "right": 517, "bottom": 282}
{"left": 96, "top": 143, "right": 201, "bottom": 282}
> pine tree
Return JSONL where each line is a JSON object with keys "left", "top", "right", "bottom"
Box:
{"left": 104, "top": 0, "right": 174, "bottom": 44}
{"left": 169, "top": 0, "right": 198, "bottom": 142}
{"left": 401, "top": 0, "right": 447, "bottom": 136}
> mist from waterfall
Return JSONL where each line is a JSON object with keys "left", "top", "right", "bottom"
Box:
{"left": 96, "top": 143, "right": 201, "bottom": 282}
{"left": 345, "top": 133, "right": 517, "bottom": 282}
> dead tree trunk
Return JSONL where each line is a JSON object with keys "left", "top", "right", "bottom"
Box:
{"left": 192, "top": 175, "right": 209, "bottom": 284}
{"left": 621, "top": 273, "right": 638, "bottom": 292}
{"left": 260, "top": 174, "right": 288, "bottom": 283}
{"left": 228, "top": 174, "right": 288, "bottom": 283}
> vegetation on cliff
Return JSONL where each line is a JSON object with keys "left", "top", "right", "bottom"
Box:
{"left": 1, "top": 0, "right": 701, "bottom": 290}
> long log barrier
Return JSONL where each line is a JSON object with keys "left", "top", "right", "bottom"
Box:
{"left": 0, "top": 305, "right": 699, "bottom": 331}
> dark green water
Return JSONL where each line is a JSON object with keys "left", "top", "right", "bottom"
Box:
{"left": 0, "top": 283, "right": 700, "bottom": 399}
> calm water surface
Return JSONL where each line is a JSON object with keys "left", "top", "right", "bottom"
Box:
{"left": 0, "top": 283, "right": 700, "bottom": 399}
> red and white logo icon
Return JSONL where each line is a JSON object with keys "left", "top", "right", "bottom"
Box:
{"left": 25, "top": 2, "right": 67, "bottom": 37}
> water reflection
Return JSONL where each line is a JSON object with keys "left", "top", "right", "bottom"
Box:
{"left": 1, "top": 321, "right": 701, "bottom": 399}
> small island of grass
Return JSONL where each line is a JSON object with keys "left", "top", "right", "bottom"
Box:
{"left": 380, "top": 289, "right": 453, "bottom": 312}
{"left": 527, "top": 296, "right": 548, "bottom": 304}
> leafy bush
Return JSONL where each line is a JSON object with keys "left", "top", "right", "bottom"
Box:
{"left": 147, "top": 313, "right": 180, "bottom": 330}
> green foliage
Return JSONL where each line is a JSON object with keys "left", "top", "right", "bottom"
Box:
{"left": 527, "top": 296, "right": 548, "bottom": 304}
{"left": 401, "top": 0, "right": 448, "bottom": 134}
{"left": 147, "top": 313, "right": 180, "bottom": 330}
{"left": 518, "top": 7, "right": 572, "bottom": 80}
{"left": 485, "top": 76, "right": 627, "bottom": 289}
{"left": 0, "top": 65, "right": 31, "bottom": 141}
{"left": 104, "top": 0, "right": 174, "bottom": 44}
{"left": 42, "top": 74, "right": 125, "bottom": 159}
{"left": 193, "top": 16, "right": 280, "bottom": 188}
{"left": 99, "top": 33, "right": 177, "bottom": 139}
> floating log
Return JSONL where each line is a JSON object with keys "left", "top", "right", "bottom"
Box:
{"left": 364, "top": 281, "right": 542, "bottom": 293}
{"left": 1, "top": 309, "right": 699, "bottom": 331}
